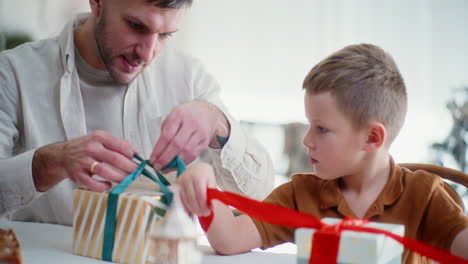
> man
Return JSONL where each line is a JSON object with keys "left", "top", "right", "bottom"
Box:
{"left": 0, "top": 0, "right": 274, "bottom": 225}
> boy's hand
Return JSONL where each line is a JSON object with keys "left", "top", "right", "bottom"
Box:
{"left": 176, "top": 162, "right": 263, "bottom": 255}
{"left": 175, "top": 162, "right": 217, "bottom": 217}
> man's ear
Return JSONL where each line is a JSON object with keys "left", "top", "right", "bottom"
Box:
{"left": 363, "top": 122, "right": 386, "bottom": 152}
{"left": 89, "top": 0, "right": 103, "bottom": 17}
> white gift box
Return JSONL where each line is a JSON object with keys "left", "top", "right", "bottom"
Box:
{"left": 295, "top": 218, "right": 405, "bottom": 264}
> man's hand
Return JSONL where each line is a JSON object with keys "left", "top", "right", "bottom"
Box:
{"left": 32, "top": 130, "right": 138, "bottom": 192}
{"left": 175, "top": 162, "right": 216, "bottom": 216}
{"left": 149, "top": 100, "right": 230, "bottom": 170}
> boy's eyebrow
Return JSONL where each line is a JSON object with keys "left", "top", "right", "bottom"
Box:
{"left": 309, "top": 118, "right": 326, "bottom": 124}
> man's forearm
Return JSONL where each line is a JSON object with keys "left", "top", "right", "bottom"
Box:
{"left": 32, "top": 143, "right": 66, "bottom": 192}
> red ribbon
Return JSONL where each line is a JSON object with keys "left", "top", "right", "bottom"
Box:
{"left": 310, "top": 218, "right": 369, "bottom": 263}
{"left": 198, "top": 188, "right": 468, "bottom": 264}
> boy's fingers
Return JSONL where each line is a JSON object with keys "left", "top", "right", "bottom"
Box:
{"left": 180, "top": 178, "right": 201, "bottom": 215}
{"left": 179, "top": 185, "right": 190, "bottom": 213}
{"left": 195, "top": 179, "right": 209, "bottom": 213}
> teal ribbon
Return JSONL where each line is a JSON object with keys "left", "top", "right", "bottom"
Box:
{"left": 102, "top": 155, "right": 186, "bottom": 261}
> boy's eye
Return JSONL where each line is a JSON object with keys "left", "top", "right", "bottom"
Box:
{"left": 316, "top": 126, "right": 329, "bottom": 133}
{"left": 128, "top": 21, "right": 144, "bottom": 31}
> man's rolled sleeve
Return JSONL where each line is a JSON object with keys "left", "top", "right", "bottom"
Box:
{"left": 0, "top": 54, "right": 41, "bottom": 216}
{"left": 0, "top": 149, "right": 41, "bottom": 216}
{"left": 188, "top": 53, "right": 275, "bottom": 200}
{"left": 209, "top": 112, "right": 274, "bottom": 200}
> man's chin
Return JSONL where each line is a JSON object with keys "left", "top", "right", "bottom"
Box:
{"left": 110, "top": 70, "right": 141, "bottom": 85}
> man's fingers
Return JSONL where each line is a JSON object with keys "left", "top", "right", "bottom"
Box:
{"left": 150, "top": 114, "right": 182, "bottom": 165}
{"left": 152, "top": 122, "right": 193, "bottom": 169}
{"left": 91, "top": 130, "right": 135, "bottom": 158}
{"left": 76, "top": 172, "right": 111, "bottom": 192}
{"left": 179, "top": 131, "right": 205, "bottom": 165}
{"left": 95, "top": 147, "right": 137, "bottom": 174}
{"left": 89, "top": 162, "right": 128, "bottom": 183}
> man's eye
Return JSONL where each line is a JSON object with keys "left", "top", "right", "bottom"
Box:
{"left": 159, "top": 32, "right": 173, "bottom": 38}
{"left": 128, "top": 21, "right": 144, "bottom": 30}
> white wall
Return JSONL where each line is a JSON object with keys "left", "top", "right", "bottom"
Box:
{"left": 1, "top": 0, "right": 467, "bottom": 167}
{"left": 0, "top": 0, "right": 89, "bottom": 39}
{"left": 171, "top": 0, "right": 468, "bottom": 166}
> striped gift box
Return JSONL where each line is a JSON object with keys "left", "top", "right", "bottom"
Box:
{"left": 73, "top": 188, "right": 165, "bottom": 264}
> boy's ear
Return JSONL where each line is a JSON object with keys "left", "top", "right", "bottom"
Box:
{"left": 89, "top": 0, "right": 103, "bottom": 17}
{"left": 363, "top": 122, "right": 386, "bottom": 152}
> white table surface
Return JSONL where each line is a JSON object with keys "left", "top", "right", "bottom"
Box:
{"left": 3, "top": 221, "right": 296, "bottom": 264}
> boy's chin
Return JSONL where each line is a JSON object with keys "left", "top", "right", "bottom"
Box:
{"left": 314, "top": 171, "right": 340, "bottom": 181}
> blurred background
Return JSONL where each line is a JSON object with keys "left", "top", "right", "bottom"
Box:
{"left": 0, "top": 1, "right": 466, "bottom": 204}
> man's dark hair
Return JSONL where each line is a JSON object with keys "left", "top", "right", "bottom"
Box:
{"left": 147, "top": 0, "right": 193, "bottom": 9}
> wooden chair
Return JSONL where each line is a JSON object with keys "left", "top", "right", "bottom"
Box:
{"left": 399, "top": 163, "right": 467, "bottom": 212}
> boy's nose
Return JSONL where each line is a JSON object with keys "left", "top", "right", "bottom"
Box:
{"left": 302, "top": 134, "right": 315, "bottom": 150}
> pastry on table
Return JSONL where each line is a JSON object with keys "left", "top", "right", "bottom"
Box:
{"left": 152, "top": 187, "right": 202, "bottom": 264}
{"left": 0, "top": 229, "right": 23, "bottom": 264}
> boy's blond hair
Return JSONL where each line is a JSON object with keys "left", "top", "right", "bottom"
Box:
{"left": 302, "top": 44, "right": 407, "bottom": 144}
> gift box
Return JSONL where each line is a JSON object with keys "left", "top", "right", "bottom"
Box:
{"left": 295, "top": 218, "right": 405, "bottom": 264}
{"left": 73, "top": 156, "right": 188, "bottom": 264}
{"left": 73, "top": 188, "right": 166, "bottom": 264}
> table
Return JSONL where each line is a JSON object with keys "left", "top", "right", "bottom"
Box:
{"left": 3, "top": 221, "right": 296, "bottom": 264}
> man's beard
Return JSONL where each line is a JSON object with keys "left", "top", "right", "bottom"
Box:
{"left": 94, "top": 11, "right": 139, "bottom": 85}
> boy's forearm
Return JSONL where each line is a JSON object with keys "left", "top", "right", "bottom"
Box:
{"left": 451, "top": 228, "right": 468, "bottom": 259}
{"left": 205, "top": 200, "right": 262, "bottom": 255}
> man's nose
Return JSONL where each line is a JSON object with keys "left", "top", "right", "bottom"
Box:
{"left": 136, "top": 34, "right": 159, "bottom": 64}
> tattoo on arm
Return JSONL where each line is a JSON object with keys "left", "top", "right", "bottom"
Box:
{"left": 216, "top": 135, "right": 229, "bottom": 148}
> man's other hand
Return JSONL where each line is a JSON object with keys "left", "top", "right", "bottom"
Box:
{"left": 150, "top": 100, "right": 230, "bottom": 170}
{"left": 32, "top": 130, "right": 137, "bottom": 192}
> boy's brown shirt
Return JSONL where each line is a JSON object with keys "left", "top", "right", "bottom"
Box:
{"left": 252, "top": 159, "right": 468, "bottom": 263}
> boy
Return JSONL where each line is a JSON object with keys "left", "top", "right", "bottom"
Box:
{"left": 176, "top": 44, "right": 468, "bottom": 262}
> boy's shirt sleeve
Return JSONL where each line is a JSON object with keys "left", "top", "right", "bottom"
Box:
{"left": 420, "top": 178, "right": 468, "bottom": 251}
{"left": 250, "top": 179, "right": 297, "bottom": 249}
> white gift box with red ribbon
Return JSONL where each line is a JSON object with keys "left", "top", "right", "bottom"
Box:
{"left": 295, "top": 218, "right": 405, "bottom": 264}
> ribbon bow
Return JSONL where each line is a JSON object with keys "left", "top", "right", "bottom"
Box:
{"left": 101, "top": 154, "right": 186, "bottom": 261}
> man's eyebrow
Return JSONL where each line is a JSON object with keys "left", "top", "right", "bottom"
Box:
{"left": 126, "top": 15, "right": 179, "bottom": 34}
{"left": 127, "top": 15, "right": 147, "bottom": 27}
{"left": 126, "top": 15, "right": 148, "bottom": 27}
{"left": 166, "top": 29, "right": 179, "bottom": 34}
